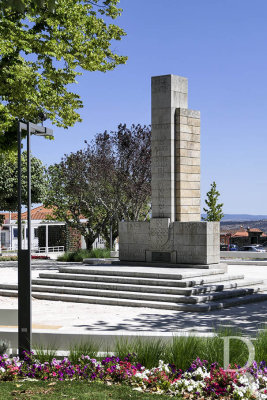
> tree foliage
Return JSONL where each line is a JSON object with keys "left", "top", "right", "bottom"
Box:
{"left": 0, "top": 0, "right": 127, "bottom": 152}
{"left": 203, "top": 181, "right": 224, "bottom": 222}
{"left": 45, "top": 124, "right": 151, "bottom": 249}
{"left": 0, "top": 151, "right": 47, "bottom": 211}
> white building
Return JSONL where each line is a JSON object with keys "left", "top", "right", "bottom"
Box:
{"left": 0, "top": 205, "right": 105, "bottom": 256}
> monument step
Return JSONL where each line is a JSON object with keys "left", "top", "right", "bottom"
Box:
{"left": 31, "top": 277, "right": 261, "bottom": 296}
{"left": 57, "top": 266, "right": 226, "bottom": 280}
{"left": 0, "top": 283, "right": 264, "bottom": 304}
{"left": 38, "top": 272, "right": 244, "bottom": 288}
{"left": 1, "top": 289, "right": 266, "bottom": 312}
{"left": 83, "top": 259, "right": 226, "bottom": 270}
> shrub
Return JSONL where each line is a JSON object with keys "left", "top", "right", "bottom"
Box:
{"left": 0, "top": 256, "right": 17, "bottom": 261}
{"left": 57, "top": 248, "right": 110, "bottom": 262}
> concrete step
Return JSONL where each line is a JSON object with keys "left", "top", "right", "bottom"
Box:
{"left": 58, "top": 266, "right": 226, "bottom": 280}
{"left": 1, "top": 289, "right": 266, "bottom": 312}
{"left": 0, "top": 289, "right": 17, "bottom": 297}
{"left": 0, "top": 283, "right": 264, "bottom": 304}
{"left": 83, "top": 259, "right": 227, "bottom": 270}
{"left": 31, "top": 277, "right": 262, "bottom": 296}
{"left": 38, "top": 271, "right": 244, "bottom": 288}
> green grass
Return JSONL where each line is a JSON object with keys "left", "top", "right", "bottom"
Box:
{"left": 0, "top": 381, "right": 175, "bottom": 400}
{"left": 57, "top": 248, "right": 110, "bottom": 262}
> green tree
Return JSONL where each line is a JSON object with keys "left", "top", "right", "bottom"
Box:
{"left": 0, "top": 0, "right": 56, "bottom": 12}
{"left": 0, "top": 151, "right": 47, "bottom": 211}
{"left": 45, "top": 124, "right": 151, "bottom": 249}
{"left": 0, "top": 0, "right": 127, "bottom": 152}
{"left": 203, "top": 181, "right": 224, "bottom": 221}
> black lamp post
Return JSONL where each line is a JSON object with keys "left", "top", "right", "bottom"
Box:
{"left": 17, "top": 121, "right": 53, "bottom": 358}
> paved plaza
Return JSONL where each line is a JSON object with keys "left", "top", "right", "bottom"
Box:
{"left": 0, "top": 261, "right": 266, "bottom": 336}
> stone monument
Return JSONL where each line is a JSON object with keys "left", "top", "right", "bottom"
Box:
{"left": 119, "top": 74, "right": 220, "bottom": 265}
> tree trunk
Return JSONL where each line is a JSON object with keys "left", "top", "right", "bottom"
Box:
{"left": 85, "top": 236, "right": 95, "bottom": 251}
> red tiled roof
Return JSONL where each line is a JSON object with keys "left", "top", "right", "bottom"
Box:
{"left": 231, "top": 231, "right": 249, "bottom": 237}
{"left": 0, "top": 205, "right": 56, "bottom": 222}
{"left": 0, "top": 212, "right": 17, "bottom": 222}
{"left": 221, "top": 226, "right": 266, "bottom": 238}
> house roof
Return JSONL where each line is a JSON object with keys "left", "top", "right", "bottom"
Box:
{"left": 231, "top": 231, "right": 249, "bottom": 237}
{"left": 221, "top": 226, "right": 267, "bottom": 238}
{"left": 0, "top": 205, "right": 56, "bottom": 222}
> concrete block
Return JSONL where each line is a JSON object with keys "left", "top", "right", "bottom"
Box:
{"left": 119, "top": 222, "right": 128, "bottom": 234}
{"left": 176, "top": 132, "right": 201, "bottom": 143}
{"left": 172, "top": 91, "right": 188, "bottom": 108}
{"left": 170, "top": 75, "right": 188, "bottom": 94}
{"left": 176, "top": 156, "right": 200, "bottom": 166}
{"left": 187, "top": 117, "right": 201, "bottom": 127}
{"left": 173, "top": 222, "right": 206, "bottom": 235}
{"left": 152, "top": 205, "right": 174, "bottom": 219}
{"left": 179, "top": 165, "right": 201, "bottom": 174}
{"left": 178, "top": 206, "right": 201, "bottom": 215}
{"left": 176, "top": 197, "right": 201, "bottom": 206}
{"left": 192, "top": 126, "right": 200, "bottom": 134}
{"left": 176, "top": 181, "right": 201, "bottom": 190}
{"left": 179, "top": 149, "right": 200, "bottom": 158}
{"left": 152, "top": 76, "right": 188, "bottom": 109}
{"left": 206, "top": 222, "right": 220, "bottom": 235}
{"left": 176, "top": 109, "right": 200, "bottom": 119}
{"left": 176, "top": 213, "right": 201, "bottom": 222}
{"left": 179, "top": 141, "right": 201, "bottom": 151}
{"left": 179, "top": 173, "right": 200, "bottom": 182}
{"left": 187, "top": 110, "right": 200, "bottom": 119}
{"left": 178, "top": 189, "right": 200, "bottom": 198}
{"left": 127, "top": 221, "right": 150, "bottom": 234}
{"left": 151, "top": 122, "right": 175, "bottom": 138}
{"left": 152, "top": 108, "right": 172, "bottom": 124}
{"left": 179, "top": 124, "right": 194, "bottom": 134}
{"left": 151, "top": 140, "right": 175, "bottom": 156}
{"left": 206, "top": 254, "right": 220, "bottom": 264}
{"left": 176, "top": 116, "right": 188, "bottom": 125}
{"left": 152, "top": 178, "right": 173, "bottom": 188}
{"left": 119, "top": 244, "right": 129, "bottom": 260}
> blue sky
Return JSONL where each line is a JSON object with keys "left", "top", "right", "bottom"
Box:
{"left": 28, "top": 0, "right": 267, "bottom": 214}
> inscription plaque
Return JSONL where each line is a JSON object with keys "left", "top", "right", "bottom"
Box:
{"left": 152, "top": 252, "right": 171, "bottom": 263}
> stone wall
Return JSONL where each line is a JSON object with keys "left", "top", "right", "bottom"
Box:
{"left": 175, "top": 109, "right": 201, "bottom": 222}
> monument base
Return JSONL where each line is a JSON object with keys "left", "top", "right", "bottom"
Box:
{"left": 119, "top": 218, "right": 220, "bottom": 265}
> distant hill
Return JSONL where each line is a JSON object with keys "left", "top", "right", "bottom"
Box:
{"left": 202, "top": 214, "right": 267, "bottom": 222}
{"left": 222, "top": 214, "right": 267, "bottom": 222}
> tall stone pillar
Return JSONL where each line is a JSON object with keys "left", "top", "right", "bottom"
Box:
{"left": 151, "top": 75, "right": 188, "bottom": 222}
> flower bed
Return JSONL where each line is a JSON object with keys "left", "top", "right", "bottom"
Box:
{"left": 31, "top": 255, "right": 50, "bottom": 259}
{"left": 0, "top": 353, "right": 266, "bottom": 399}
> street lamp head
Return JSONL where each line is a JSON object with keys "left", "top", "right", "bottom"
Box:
{"left": 38, "top": 111, "right": 47, "bottom": 123}
{"left": 34, "top": 127, "right": 54, "bottom": 138}
{"left": 18, "top": 121, "right": 54, "bottom": 138}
